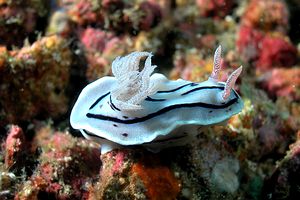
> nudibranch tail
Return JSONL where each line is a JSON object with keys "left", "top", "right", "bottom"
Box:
{"left": 111, "top": 51, "right": 158, "bottom": 111}
{"left": 210, "top": 45, "right": 222, "bottom": 82}
{"left": 222, "top": 66, "right": 243, "bottom": 101}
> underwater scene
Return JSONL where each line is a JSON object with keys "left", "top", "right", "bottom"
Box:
{"left": 1, "top": 0, "right": 300, "bottom": 199}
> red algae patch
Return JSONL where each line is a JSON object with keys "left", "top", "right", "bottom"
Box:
{"left": 131, "top": 161, "right": 181, "bottom": 200}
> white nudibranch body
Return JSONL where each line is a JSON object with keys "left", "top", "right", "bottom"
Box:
{"left": 70, "top": 46, "right": 244, "bottom": 153}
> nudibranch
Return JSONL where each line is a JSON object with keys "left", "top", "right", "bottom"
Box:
{"left": 70, "top": 46, "right": 244, "bottom": 153}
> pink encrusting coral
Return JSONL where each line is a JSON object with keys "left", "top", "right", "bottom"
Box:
{"left": 236, "top": 25, "right": 264, "bottom": 62}
{"left": 255, "top": 36, "right": 298, "bottom": 70}
{"left": 237, "top": 0, "right": 297, "bottom": 71}
{"left": 241, "top": 0, "right": 289, "bottom": 33}
{"left": 15, "top": 126, "right": 101, "bottom": 200}
{"left": 79, "top": 27, "right": 128, "bottom": 81}
{"left": 59, "top": 0, "right": 103, "bottom": 25}
{"left": 80, "top": 28, "right": 120, "bottom": 53}
{"left": 4, "top": 125, "right": 26, "bottom": 170}
{"left": 262, "top": 68, "right": 300, "bottom": 100}
{"left": 60, "top": 0, "right": 162, "bottom": 32}
{"left": 236, "top": 27, "right": 297, "bottom": 70}
{"left": 196, "top": 0, "right": 233, "bottom": 18}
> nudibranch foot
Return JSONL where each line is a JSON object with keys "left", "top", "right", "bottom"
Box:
{"left": 70, "top": 46, "right": 244, "bottom": 154}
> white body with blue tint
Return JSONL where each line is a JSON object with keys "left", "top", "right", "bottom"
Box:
{"left": 70, "top": 46, "right": 244, "bottom": 153}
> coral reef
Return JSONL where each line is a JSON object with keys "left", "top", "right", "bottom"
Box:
{"left": 79, "top": 27, "right": 128, "bottom": 81}
{"left": 196, "top": 0, "right": 234, "bottom": 18}
{"left": 236, "top": 25, "right": 264, "bottom": 62}
{"left": 262, "top": 68, "right": 300, "bottom": 100}
{"left": 241, "top": 0, "right": 289, "bottom": 33}
{"left": 90, "top": 149, "right": 181, "bottom": 200}
{"left": 0, "top": 0, "right": 300, "bottom": 199}
{"left": 56, "top": 0, "right": 166, "bottom": 81}
{"left": 0, "top": 0, "right": 49, "bottom": 47}
{"left": 0, "top": 35, "right": 72, "bottom": 125}
{"left": 15, "top": 125, "right": 101, "bottom": 200}
{"left": 4, "top": 125, "right": 26, "bottom": 170}
{"left": 237, "top": 27, "right": 298, "bottom": 70}
{"left": 262, "top": 131, "right": 300, "bottom": 199}
{"left": 255, "top": 35, "right": 297, "bottom": 70}
{"left": 59, "top": 0, "right": 162, "bottom": 32}
{"left": 237, "top": 0, "right": 298, "bottom": 71}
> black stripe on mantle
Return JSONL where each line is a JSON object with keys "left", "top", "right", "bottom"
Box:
{"left": 89, "top": 92, "right": 110, "bottom": 110}
{"left": 86, "top": 96, "right": 239, "bottom": 124}
{"left": 157, "top": 82, "right": 198, "bottom": 93}
{"left": 89, "top": 85, "right": 225, "bottom": 110}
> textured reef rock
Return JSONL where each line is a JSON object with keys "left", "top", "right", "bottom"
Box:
{"left": 0, "top": 0, "right": 49, "bottom": 47}
{"left": 262, "top": 68, "right": 300, "bottom": 101}
{"left": 56, "top": 0, "right": 166, "bottom": 82}
{"left": 89, "top": 136, "right": 241, "bottom": 200}
{"left": 59, "top": 0, "right": 162, "bottom": 32}
{"left": 4, "top": 125, "right": 26, "bottom": 170}
{"left": 237, "top": 27, "right": 297, "bottom": 70}
{"left": 196, "top": 0, "right": 234, "bottom": 18}
{"left": 171, "top": 49, "right": 216, "bottom": 82}
{"left": 79, "top": 27, "right": 128, "bottom": 81}
{"left": 58, "top": 0, "right": 102, "bottom": 26}
{"left": 15, "top": 125, "right": 101, "bottom": 200}
{"left": 46, "top": 11, "right": 72, "bottom": 37}
{"left": 241, "top": 0, "right": 289, "bottom": 33}
{"left": 186, "top": 131, "right": 241, "bottom": 199}
{"left": 0, "top": 35, "right": 72, "bottom": 125}
{"left": 170, "top": 0, "right": 239, "bottom": 81}
{"left": 263, "top": 131, "right": 300, "bottom": 199}
{"left": 236, "top": 25, "right": 264, "bottom": 63}
{"left": 237, "top": 0, "right": 298, "bottom": 70}
{"left": 89, "top": 149, "right": 181, "bottom": 200}
{"left": 234, "top": 84, "right": 297, "bottom": 161}
{"left": 255, "top": 35, "right": 297, "bottom": 70}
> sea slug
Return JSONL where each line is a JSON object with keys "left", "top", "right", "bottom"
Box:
{"left": 70, "top": 46, "right": 244, "bottom": 153}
